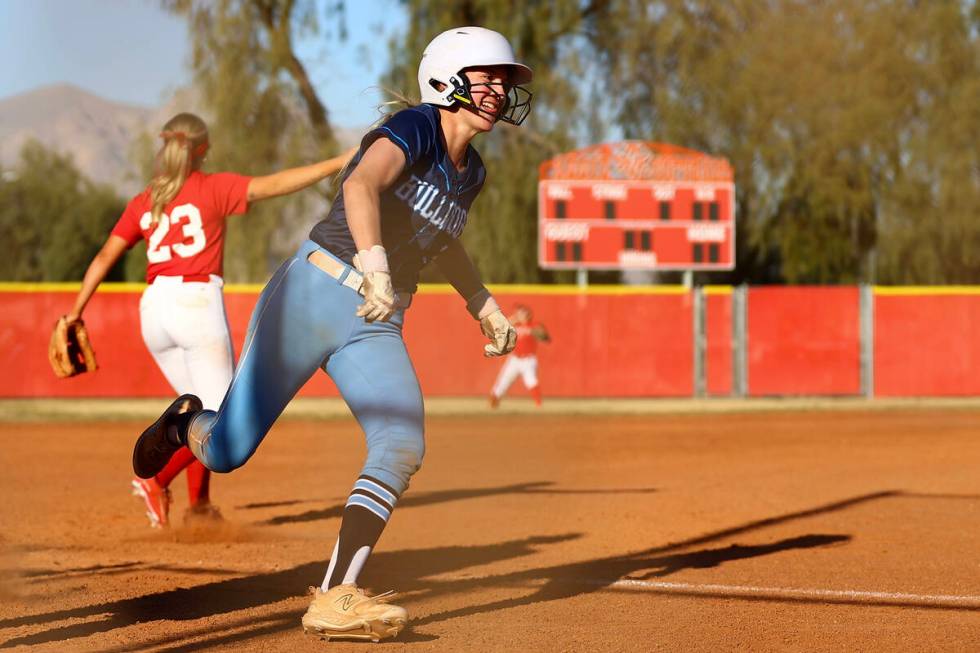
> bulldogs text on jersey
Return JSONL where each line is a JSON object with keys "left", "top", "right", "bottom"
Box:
{"left": 394, "top": 175, "right": 468, "bottom": 239}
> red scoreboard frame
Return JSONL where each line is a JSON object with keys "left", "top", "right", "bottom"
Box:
{"left": 538, "top": 142, "right": 736, "bottom": 271}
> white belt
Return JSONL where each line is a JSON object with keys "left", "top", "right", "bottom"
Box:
{"left": 308, "top": 249, "right": 363, "bottom": 294}
{"left": 308, "top": 249, "right": 412, "bottom": 309}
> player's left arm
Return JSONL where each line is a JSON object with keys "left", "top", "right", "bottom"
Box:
{"left": 246, "top": 146, "right": 358, "bottom": 202}
{"left": 435, "top": 239, "right": 516, "bottom": 357}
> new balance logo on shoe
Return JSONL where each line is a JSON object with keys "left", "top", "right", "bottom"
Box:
{"left": 335, "top": 593, "right": 355, "bottom": 611}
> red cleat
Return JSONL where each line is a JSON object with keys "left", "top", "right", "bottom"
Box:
{"left": 131, "top": 477, "right": 171, "bottom": 528}
{"left": 489, "top": 394, "right": 500, "bottom": 409}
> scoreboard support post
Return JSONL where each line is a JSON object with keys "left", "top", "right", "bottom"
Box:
{"left": 859, "top": 284, "right": 874, "bottom": 399}
{"left": 732, "top": 285, "right": 749, "bottom": 398}
{"left": 693, "top": 286, "right": 706, "bottom": 398}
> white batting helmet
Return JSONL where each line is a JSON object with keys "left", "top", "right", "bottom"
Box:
{"left": 417, "top": 26, "right": 533, "bottom": 125}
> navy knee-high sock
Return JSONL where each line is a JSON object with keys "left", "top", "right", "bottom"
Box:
{"left": 321, "top": 475, "right": 400, "bottom": 590}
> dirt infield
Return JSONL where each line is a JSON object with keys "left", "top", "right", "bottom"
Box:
{"left": 2, "top": 408, "right": 979, "bottom": 651}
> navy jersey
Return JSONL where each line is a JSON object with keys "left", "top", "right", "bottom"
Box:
{"left": 310, "top": 104, "right": 486, "bottom": 294}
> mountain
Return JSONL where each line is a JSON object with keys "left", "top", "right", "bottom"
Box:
{"left": 0, "top": 84, "right": 366, "bottom": 196}
{"left": 0, "top": 84, "right": 155, "bottom": 194}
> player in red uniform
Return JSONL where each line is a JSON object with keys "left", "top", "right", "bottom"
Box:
{"left": 63, "top": 112, "right": 354, "bottom": 528}
{"left": 489, "top": 304, "right": 550, "bottom": 408}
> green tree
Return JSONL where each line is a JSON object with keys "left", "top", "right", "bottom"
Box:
{"left": 162, "top": 0, "right": 348, "bottom": 282}
{"left": 593, "top": 0, "right": 980, "bottom": 284}
{"left": 873, "top": 1, "right": 980, "bottom": 283}
{"left": 0, "top": 140, "right": 132, "bottom": 282}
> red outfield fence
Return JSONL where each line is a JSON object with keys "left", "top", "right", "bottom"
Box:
{"left": 3, "top": 284, "right": 979, "bottom": 398}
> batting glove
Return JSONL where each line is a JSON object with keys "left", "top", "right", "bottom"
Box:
{"left": 480, "top": 306, "right": 517, "bottom": 357}
{"left": 354, "top": 245, "right": 397, "bottom": 323}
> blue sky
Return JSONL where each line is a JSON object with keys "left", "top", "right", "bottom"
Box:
{"left": 0, "top": 0, "right": 406, "bottom": 127}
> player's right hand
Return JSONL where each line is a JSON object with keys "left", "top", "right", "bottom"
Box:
{"left": 356, "top": 271, "right": 397, "bottom": 322}
{"left": 480, "top": 309, "right": 517, "bottom": 357}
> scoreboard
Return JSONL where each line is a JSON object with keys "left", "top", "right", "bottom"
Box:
{"left": 538, "top": 142, "right": 735, "bottom": 271}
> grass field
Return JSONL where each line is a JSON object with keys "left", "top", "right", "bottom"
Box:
{"left": 2, "top": 401, "right": 979, "bottom": 651}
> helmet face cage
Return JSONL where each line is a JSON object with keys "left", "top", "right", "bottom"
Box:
{"left": 449, "top": 74, "right": 533, "bottom": 126}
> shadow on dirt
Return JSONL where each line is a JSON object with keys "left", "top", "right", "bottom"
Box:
{"left": 629, "top": 533, "right": 850, "bottom": 579}
{"left": 6, "top": 488, "right": 966, "bottom": 652}
{"left": 259, "top": 481, "right": 658, "bottom": 526}
{"left": 405, "top": 533, "right": 853, "bottom": 629}
{"left": 236, "top": 498, "right": 325, "bottom": 510}
{"left": 19, "top": 561, "right": 238, "bottom": 583}
{"left": 0, "top": 533, "right": 580, "bottom": 650}
{"left": 406, "top": 490, "right": 980, "bottom": 626}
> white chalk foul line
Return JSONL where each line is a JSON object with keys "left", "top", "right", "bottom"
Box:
{"left": 608, "top": 579, "right": 980, "bottom": 608}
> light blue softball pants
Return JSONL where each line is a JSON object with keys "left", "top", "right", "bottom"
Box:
{"left": 186, "top": 240, "right": 425, "bottom": 495}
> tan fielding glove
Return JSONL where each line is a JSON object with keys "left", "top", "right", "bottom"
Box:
{"left": 353, "top": 245, "right": 397, "bottom": 323}
{"left": 48, "top": 316, "right": 98, "bottom": 378}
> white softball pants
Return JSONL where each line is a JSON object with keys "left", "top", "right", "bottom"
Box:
{"left": 491, "top": 354, "right": 539, "bottom": 397}
{"left": 139, "top": 275, "right": 234, "bottom": 410}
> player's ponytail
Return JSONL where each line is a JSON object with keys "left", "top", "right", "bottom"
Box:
{"left": 149, "top": 113, "right": 209, "bottom": 224}
{"left": 372, "top": 87, "right": 419, "bottom": 127}
{"left": 327, "top": 88, "right": 420, "bottom": 183}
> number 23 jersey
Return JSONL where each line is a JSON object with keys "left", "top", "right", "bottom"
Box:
{"left": 111, "top": 171, "right": 252, "bottom": 283}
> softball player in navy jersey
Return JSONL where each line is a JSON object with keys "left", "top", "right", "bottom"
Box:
{"left": 131, "top": 26, "right": 532, "bottom": 641}
{"left": 64, "top": 112, "right": 353, "bottom": 528}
